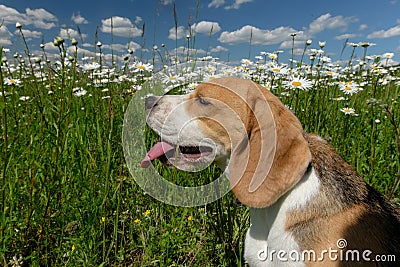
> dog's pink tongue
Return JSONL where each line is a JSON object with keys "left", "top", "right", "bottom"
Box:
{"left": 141, "top": 142, "right": 175, "bottom": 168}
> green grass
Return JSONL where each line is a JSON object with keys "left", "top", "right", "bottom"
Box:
{"left": 0, "top": 34, "right": 399, "bottom": 267}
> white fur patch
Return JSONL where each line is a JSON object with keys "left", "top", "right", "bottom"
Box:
{"left": 146, "top": 94, "right": 225, "bottom": 170}
{"left": 244, "top": 168, "right": 320, "bottom": 266}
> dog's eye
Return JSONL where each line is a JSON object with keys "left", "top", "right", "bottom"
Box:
{"left": 198, "top": 97, "right": 210, "bottom": 106}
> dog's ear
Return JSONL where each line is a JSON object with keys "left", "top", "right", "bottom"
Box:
{"left": 227, "top": 79, "right": 312, "bottom": 208}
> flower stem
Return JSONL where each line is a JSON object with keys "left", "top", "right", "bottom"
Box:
{"left": 0, "top": 46, "right": 7, "bottom": 247}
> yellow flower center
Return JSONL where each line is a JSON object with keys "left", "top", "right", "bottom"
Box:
{"left": 292, "top": 81, "right": 302, "bottom": 87}
{"left": 272, "top": 68, "right": 280, "bottom": 73}
{"left": 345, "top": 86, "right": 352, "bottom": 91}
{"left": 137, "top": 65, "right": 146, "bottom": 70}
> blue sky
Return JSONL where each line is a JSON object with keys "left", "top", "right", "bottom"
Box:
{"left": 1, "top": 0, "right": 400, "bottom": 64}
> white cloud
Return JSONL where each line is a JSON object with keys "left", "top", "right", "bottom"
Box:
{"left": 208, "top": 0, "right": 225, "bottom": 8}
{"left": 101, "top": 41, "right": 141, "bottom": 53}
{"left": 225, "top": 0, "right": 253, "bottom": 9}
{"left": 82, "top": 42, "right": 93, "bottom": 48}
{"left": 218, "top": 25, "right": 303, "bottom": 45}
{"left": 160, "top": 0, "right": 174, "bottom": 5}
{"left": 359, "top": 24, "right": 368, "bottom": 31}
{"left": 0, "top": 25, "right": 13, "bottom": 46}
{"left": 216, "top": 13, "right": 358, "bottom": 50}
{"left": 101, "top": 43, "right": 127, "bottom": 53}
{"left": 101, "top": 16, "right": 142, "bottom": 38}
{"left": 279, "top": 40, "right": 308, "bottom": 49}
{"left": 367, "top": 25, "right": 400, "bottom": 39}
{"left": 210, "top": 45, "right": 228, "bottom": 53}
{"left": 43, "top": 41, "right": 60, "bottom": 52}
{"left": 0, "top": 5, "right": 25, "bottom": 25}
{"left": 171, "top": 46, "right": 207, "bottom": 58}
{"left": 66, "top": 46, "right": 95, "bottom": 57}
{"left": 168, "top": 21, "right": 221, "bottom": 40}
{"left": 71, "top": 12, "right": 88, "bottom": 24}
{"left": 192, "top": 21, "right": 221, "bottom": 35}
{"left": 134, "top": 16, "right": 142, "bottom": 25}
{"left": 0, "top": 4, "right": 57, "bottom": 30}
{"left": 168, "top": 26, "right": 188, "bottom": 39}
{"left": 308, "top": 13, "right": 357, "bottom": 35}
{"left": 102, "top": 52, "right": 124, "bottom": 64}
{"left": 208, "top": 0, "right": 252, "bottom": 9}
{"left": 335, "top": 33, "right": 360, "bottom": 40}
{"left": 293, "top": 48, "right": 308, "bottom": 56}
{"left": 127, "top": 41, "right": 142, "bottom": 51}
{"left": 25, "top": 8, "right": 57, "bottom": 29}
{"left": 59, "top": 28, "right": 87, "bottom": 40}
{"left": 16, "top": 29, "right": 42, "bottom": 39}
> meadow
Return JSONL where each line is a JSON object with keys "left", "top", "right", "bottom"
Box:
{"left": 0, "top": 25, "right": 399, "bottom": 267}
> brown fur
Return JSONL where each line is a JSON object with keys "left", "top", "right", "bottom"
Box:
{"left": 287, "top": 134, "right": 400, "bottom": 266}
{"left": 179, "top": 77, "right": 399, "bottom": 265}
{"left": 187, "top": 77, "right": 311, "bottom": 207}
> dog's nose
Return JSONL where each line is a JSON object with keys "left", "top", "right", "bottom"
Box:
{"left": 145, "top": 95, "right": 161, "bottom": 110}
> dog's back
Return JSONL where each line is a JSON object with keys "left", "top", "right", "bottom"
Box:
{"left": 287, "top": 134, "right": 400, "bottom": 266}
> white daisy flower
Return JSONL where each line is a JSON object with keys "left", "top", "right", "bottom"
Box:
{"left": 162, "top": 73, "right": 185, "bottom": 84}
{"left": 338, "top": 81, "right": 360, "bottom": 95}
{"left": 241, "top": 59, "right": 253, "bottom": 66}
{"left": 4, "top": 78, "right": 22, "bottom": 86}
{"left": 19, "top": 96, "right": 30, "bottom": 101}
{"left": 131, "top": 62, "right": 153, "bottom": 72}
{"left": 73, "top": 88, "right": 87, "bottom": 97}
{"left": 283, "top": 77, "right": 313, "bottom": 90}
{"left": 383, "top": 52, "right": 394, "bottom": 59}
{"left": 269, "top": 64, "right": 289, "bottom": 76}
{"left": 340, "top": 107, "right": 357, "bottom": 116}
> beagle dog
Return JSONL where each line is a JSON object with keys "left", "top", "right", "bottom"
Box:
{"left": 141, "top": 77, "right": 400, "bottom": 266}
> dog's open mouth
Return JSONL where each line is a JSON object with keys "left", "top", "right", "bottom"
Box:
{"left": 141, "top": 141, "right": 214, "bottom": 170}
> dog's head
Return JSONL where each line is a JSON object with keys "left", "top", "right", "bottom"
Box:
{"left": 142, "top": 77, "right": 311, "bottom": 207}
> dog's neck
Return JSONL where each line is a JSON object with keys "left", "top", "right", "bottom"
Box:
{"left": 243, "top": 167, "right": 320, "bottom": 266}
{"left": 249, "top": 165, "right": 319, "bottom": 237}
